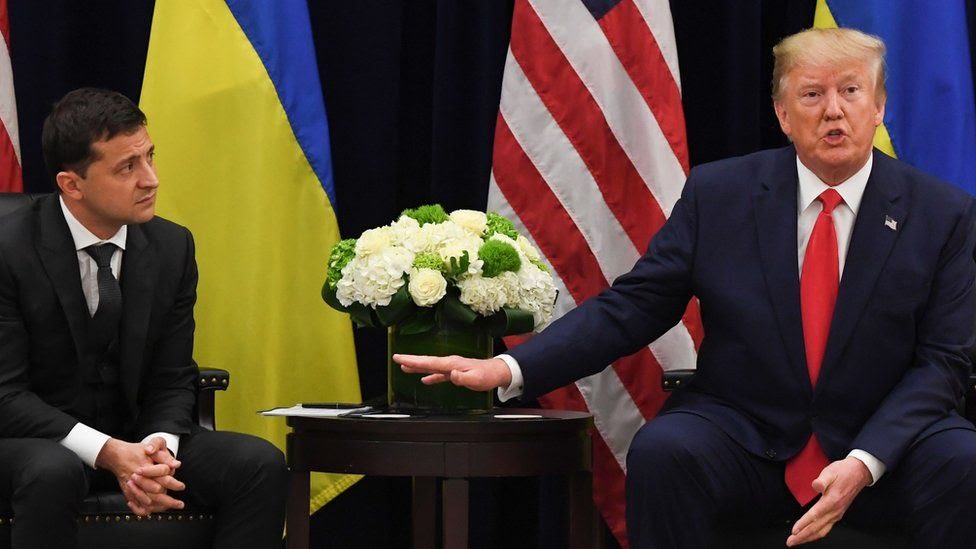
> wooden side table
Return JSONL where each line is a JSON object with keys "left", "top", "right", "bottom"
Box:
{"left": 285, "top": 409, "right": 597, "bottom": 549}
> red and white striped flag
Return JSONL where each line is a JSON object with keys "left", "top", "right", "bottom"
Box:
{"left": 0, "top": 0, "right": 22, "bottom": 192}
{"left": 488, "top": 0, "right": 702, "bottom": 544}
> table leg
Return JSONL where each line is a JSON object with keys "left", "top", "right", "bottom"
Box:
{"left": 413, "top": 476, "right": 437, "bottom": 549}
{"left": 442, "top": 478, "right": 469, "bottom": 549}
{"left": 286, "top": 470, "right": 310, "bottom": 549}
{"left": 568, "top": 470, "right": 601, "bottom": 549}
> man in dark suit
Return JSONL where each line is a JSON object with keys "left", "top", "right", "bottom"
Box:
{"left": 396, "top": 28, "right": 976, "bottom": 547}
{"left": 0, "top": 88, "right": 288, "bottom": 548}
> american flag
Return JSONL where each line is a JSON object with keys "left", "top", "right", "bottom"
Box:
{"left": 0, "top": 0, "right": 22, "bottom": 192}
{"left": 488, "top": 0, "right": 701, "bottom": 544}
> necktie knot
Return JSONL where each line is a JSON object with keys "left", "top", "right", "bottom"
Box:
{"left": 818, "top": 188, "right": 843, "bottom": 216}
{"left": 85, "top": 243, "right": 118, "bottom": 269}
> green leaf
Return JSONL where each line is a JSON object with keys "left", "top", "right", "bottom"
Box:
{"left": 398, "top": 309, "right": 436, "bottom": 335}
{"left": 374, "top": 285, "right": 415, "bottom": 326}
{"left": 484, "top": 307, "right": 535, "bottom": 336}
{"left": 347, "top": 302, "right": 377, "bottom": 328}
{"left": 321, "top": 281, "right": 348, "bottom": 312}
{"left": 438, "top": 292, "right": 479, "bottom": 327}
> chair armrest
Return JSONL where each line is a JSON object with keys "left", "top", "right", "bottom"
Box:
{"left": 195, "top": 366, "right": 230, "bottom": 431}
{"left": 661, "top": 369, "right": 696, "bottom": 392}
{"left": 197, "top": 367, "right": 230, "bottom": 392}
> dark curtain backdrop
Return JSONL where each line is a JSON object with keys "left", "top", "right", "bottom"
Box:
{"left": 9, "top": 1, "right": 974, "bottom": 546}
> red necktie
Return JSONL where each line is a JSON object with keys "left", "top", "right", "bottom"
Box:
{"left": 786, "top": 188, "right": 842, "bottom": 505}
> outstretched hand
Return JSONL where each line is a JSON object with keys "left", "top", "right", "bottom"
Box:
{"left": 786, "top": 457, "right": 872, "bottom": 546}
{"left": 394, "top": 354, "right": 512, "bottom": 392}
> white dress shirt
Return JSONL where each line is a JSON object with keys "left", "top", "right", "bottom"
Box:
{"left": 496, "top": 154, "right": 886, "bottom": 484}
{"left": 57, "top": 196, "right": 180, "bottom": 468}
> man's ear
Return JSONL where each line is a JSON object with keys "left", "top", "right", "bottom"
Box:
{"left": 55, "top": 170, "right": 83, "bottom": 199}
{"left": 774, "top": 101, "right": 791, "bottom": 137}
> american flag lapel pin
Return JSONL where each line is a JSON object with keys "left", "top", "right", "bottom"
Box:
{"left": 885, "top": 215, "right": 898, "bottom": 231}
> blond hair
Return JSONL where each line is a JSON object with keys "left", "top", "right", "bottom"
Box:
{"left": 772, "top": 27, "right": 886, "bottom": 102}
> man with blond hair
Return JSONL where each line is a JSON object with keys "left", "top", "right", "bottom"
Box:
{"left": 396, "top": 28, "right": 976, "bottom": 547}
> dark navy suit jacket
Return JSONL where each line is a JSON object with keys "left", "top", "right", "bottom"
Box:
{"left": 510, "top": 146, "right": 976, "bottom": 472}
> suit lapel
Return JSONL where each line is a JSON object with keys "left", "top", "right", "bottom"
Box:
{"left": 819, "top": 151, "right": 906, "bottom": 382}
{"left": 754, "top": 147, "right": 810, "bottom": 387}
{"left": 35, "top": 196, "right": 90, "bottom": 359}
{"left": 119, "top": 223, "right": 157, "bottom": 407}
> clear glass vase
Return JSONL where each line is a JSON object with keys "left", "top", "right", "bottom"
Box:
{"left": 387, "top": 323, "right": 494, "bottom": 414}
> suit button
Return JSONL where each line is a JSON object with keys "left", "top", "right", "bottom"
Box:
{"left": 765, "top": 449, "right": 777, "bottom": 459}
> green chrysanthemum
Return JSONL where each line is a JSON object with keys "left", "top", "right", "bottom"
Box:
{"left": 326, "top": 238, "right": 357, "bottom": 289}
{"left": 401, "top": 204, "right": 450, "bottom": 226}
{"left": 412, "top": 251, "right": 445, "bottom": 272}
{"left": 479, "top": 239, "right": 521, "bottom": 278}
{"left": 484, "top": 211, "right": 519, "bottom": 240}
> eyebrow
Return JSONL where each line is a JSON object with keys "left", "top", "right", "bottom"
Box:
{"left": 113, "top": 146, "right": 154, "bottom": 170}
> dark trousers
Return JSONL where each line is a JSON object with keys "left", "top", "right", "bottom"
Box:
{"left": 625, "top": 412, "right": 976, "bottom": 549}
{"left": 0, "top": 428, "right": 288, "bottom": 549}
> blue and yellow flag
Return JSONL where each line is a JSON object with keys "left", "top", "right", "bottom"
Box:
{"left": 815, "top": 0, "right": 976, "bottom": 194}
{"left": 141, "top": 0, "right": 361, "bottom": 511}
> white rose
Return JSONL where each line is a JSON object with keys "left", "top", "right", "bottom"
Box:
{"left": 408, "top": 268, "right": 448, "bottom": 307}
{"left": 438, "top": 234, "right": 485, "bottom": 276}
{"left": 449, "top": 210, "right": 488, "bottom": 236}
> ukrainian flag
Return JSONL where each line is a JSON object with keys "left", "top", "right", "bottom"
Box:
{"left": 141, "top": 0, "right": 361, "bottom": 511}
{"left": 815, "top": 0, "right": 976, "bottom": 194}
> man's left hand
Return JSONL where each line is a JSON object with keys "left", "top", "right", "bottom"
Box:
{"left": 786, "top": 456, "right": 873, "bottom": 546}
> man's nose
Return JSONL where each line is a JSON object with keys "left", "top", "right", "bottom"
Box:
{"left": 140, "top": 163, "right": 160, "bottom": 188}
{"left": 823, "top": 90, "right": 843, "bottom": 120}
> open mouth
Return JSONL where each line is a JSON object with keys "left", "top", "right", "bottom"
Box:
{"left": 823, "top": 129, "right": 845, "bottom": 144}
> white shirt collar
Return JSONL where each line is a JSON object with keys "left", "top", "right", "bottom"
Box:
{"left": 796, "top": 154, "right": 873, "bottom": 215}
{"left": 58, "top": 195, "right": 127, "bottom": 251}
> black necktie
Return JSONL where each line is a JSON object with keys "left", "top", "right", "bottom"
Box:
{"left": 84, "top": 243, "right": 122, "bottom": 349}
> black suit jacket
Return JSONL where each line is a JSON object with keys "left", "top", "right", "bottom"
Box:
{"left": 511, "top": 146, "right": 976, "bottom": 472}
{"left": 0, "top": 194, "right": 198, "bottom": 441}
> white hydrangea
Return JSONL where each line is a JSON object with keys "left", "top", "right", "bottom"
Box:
{"left": 449, "top": 209, "right": 488, "bottom": 236}
{"left": 335, "top": 246, "right": 414, "bottom": 308}
{"left": 389, "top": 216, "right": 421, "bottom": 248}
{"left": 355, "top": 226, "right": 394, "bottom": 257}
{"left": 457, "top": 274, "right": 515, "bottom": 316}
{"left": 514, "top": 262, "right": 557, "bottom": 329}
{"left": 408, "top": 268, "right": 448, "bottom": 307}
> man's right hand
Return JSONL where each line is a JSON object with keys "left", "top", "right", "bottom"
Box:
{"left": 95, "top": 438, "right": 185, "bottom": 516}
{"left": 394, "top": 354, "right": 512, "bottom": 391}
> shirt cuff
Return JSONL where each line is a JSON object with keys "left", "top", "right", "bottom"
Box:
{"left": 496, "top": 354, "right": 524, "bottom": 402}
{"left": 59, "top": 422, "right": 111, "bottom": 469}
{"left": 848, "top": 449, "right": 886, "bottom": 485}
{"left": 141, "top": 432, "right": 181, "bottom": 458}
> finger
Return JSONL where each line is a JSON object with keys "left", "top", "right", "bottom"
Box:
{"left": 148, "top": 493, "right": 186, "bottom": 512}
{"left": 150, "top": 450, "right": 181, "bottom": 469}
{"left": 135, "top": 463, "right": 173, "bottom": 478}
{"left": 420, "top": 373, "right": 449, "bottom": 385}
{"left": 130, "top": 473, "right": 166, "bottom": 495}
{"left": 155, "top": 475, "right": 187, "bottom": 492}
{"left": 123, "top": 479, "right": 153, "bottom": 507}
{"left": 127, "top": 499, "right": 151, "bottom": 517}
{"left": 395, "top": 354, "right": 460, "bottom": 375}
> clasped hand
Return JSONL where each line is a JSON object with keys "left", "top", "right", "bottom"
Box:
{"left": 95, "top": 436, "right": 186, "bottom": 516}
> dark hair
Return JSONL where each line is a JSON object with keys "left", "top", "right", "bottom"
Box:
{"left": 41, "top": 87, "right": 147, "bottom": 178}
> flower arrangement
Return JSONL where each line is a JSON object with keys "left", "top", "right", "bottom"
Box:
{"left": 322, "top": 204, "right": 557, "bottom": 337}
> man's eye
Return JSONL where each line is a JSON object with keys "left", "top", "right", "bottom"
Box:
{"left": 803, "top": 91, "right": 819, "bottom": 99}
{"left": 845, "top": 86, "right": 859, "bottom": 94}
